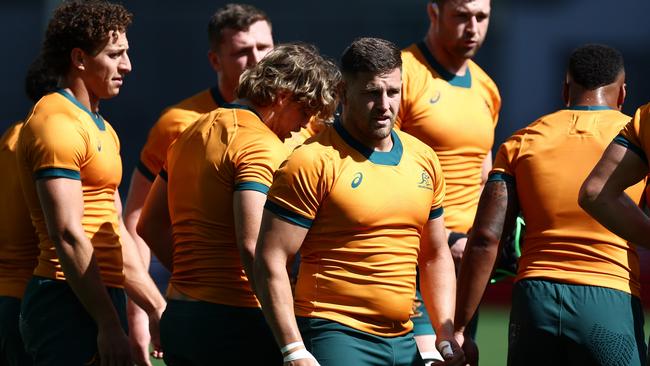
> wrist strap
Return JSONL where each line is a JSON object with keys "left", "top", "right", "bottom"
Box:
{"left": 283, "top": 348, "right": 318, "bottom": 363}
{"left": 280, "top": 341, "right": 304, "bottom": 354}
{"left": 436, "top": 340, "right": 454, "bottom": 358}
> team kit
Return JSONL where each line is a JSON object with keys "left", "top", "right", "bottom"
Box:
{"left": 2, "top": 1, "right": 650, "bottom": 366}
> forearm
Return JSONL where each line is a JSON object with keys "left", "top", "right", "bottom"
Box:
{"left": 454, "top": 238, "right": 499, "bottom": 333}
{"left": 122, "top": 224, "right": 165, "bottom": 314}
{"left": 239, "top": 246, "right": 256, "bottom": 293}
{"left": 124, "top": 169, "right": 153, "bottom": 268}
{"left": 256, "top": 258, "right": 303, "bottom": 347}
{"left": 580, "top": 191, "right": 650, "bottom": 247}
{"left": 420, "top": 249, "right": 457, "bottom": 339}
{"left": 54, "top": 233, "right": 123, "bottom": 330}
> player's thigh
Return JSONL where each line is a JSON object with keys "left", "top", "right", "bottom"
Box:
{"left": 508, "top": 279, "right": 564, "bottom": 366}
{"left": 0, "top": 296, "right": 31, "bottom": 366}
{"left": 562, "top": 284, "right": 646, "bottom": 366}
{"left": 20, "top": 277, "right": 127, "bottom": 366}
{"left": 161, "top": 299, "right": 281, "bottom": 366}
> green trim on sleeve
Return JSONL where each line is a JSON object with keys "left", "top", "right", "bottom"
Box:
{"left": 234, "top": 181, "right": 270, "bottom": 194}
{"left": 487, "top": 172, "right": 516, "bottom": 185}
{"left": 613, "top": 135, "right": 648, "bottom": 165}
{"left": 265, "top": 200, "right": 313, "bottom": 229}
{"left": 136, "top": 161, "right": 156, "bottom": 182}
{"left": 34, "top": 168, "right": 81, "bottom": 180}
{"left": 428, "top": 207, "right": 444, "bottom": 220}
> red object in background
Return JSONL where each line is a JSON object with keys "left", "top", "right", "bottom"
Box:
{"left": 482, "top": 278, "right": 513, "bottom": 306}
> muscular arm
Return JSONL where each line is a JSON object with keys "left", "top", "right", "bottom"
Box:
{"left": 579, "top": 143, "right": 650, "bottom": 247}
{"left": 254, "top": 211, "right": 313, "bottom": 364}
{"left": 36, "top": 177, "right": 131, "bottom": 365}
{"left": 455, "top": 179, "right": 519, "bottom": 332}
{"left": 123, "top": 170, "right": 158, "bottom": 365}
{"left": 124, "top": 169, "right": 154, "bottom": 268}
{"left": 136, "top": 176, "right": 173, "bottom": 271}
{"left": 233, "top": 190, "right": 267, "bottom": 292}
{"left": 116, "top": 193, "right": 166, "bottom": 355}
{"left": 419, "top": 216, "right": 464, "bottom": 365}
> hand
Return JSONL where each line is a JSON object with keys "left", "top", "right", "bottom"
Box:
{"left": 147, "top": 305, "right": 165, "bottom": 359}
{"left": 454, "top": 331, "right": 478, "bottom": 366}
{"left": 128, "top": 303, "right": 152, "bottom": 366}
{"left": 97, "top": 324, "right": 132, "bottom": 366}
{"left": 283, "top": 347, "right": 320, "bottom": 366}
{"left": 436, "top": 337, "right": 464, "bottom": 366}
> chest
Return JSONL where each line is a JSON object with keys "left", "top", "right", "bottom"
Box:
{"left": 405, "top": 80, "right": 495, "bottom": 151}
{"left": 80, "top": 128, "right": 122, "bottom": 191}
{"left": 318, "top": 156, "right": 436, "bottom": 230}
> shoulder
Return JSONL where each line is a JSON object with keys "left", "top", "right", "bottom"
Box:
{"left": 154, "top": 89, "right": 214, "bottom": 132}
{"left": 468, "top": 60, "right": 500, "bottom": 99}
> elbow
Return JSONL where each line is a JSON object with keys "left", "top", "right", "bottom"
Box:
{"left": 468, "top": 227, "right": 500, "bottom": 252}
{"left": 578, "top": 179, "right": 602, "bottom": 212}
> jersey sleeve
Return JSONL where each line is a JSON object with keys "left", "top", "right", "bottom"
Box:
{"left": 138, "top": 108, "right": 190, "bottom": 181}
{"left": 615, "top": 105, "right": 650, "bottom": 164}
{"left": 396, "top": 55, "right": 430, "bottom": 131}
{"left": 427, "top": 148, "right": 446, "bottom": 219}
{"left": 25, "top": 115, "right": 88, "bottom": 180}
{"left": 265, "top": 147, "right": 331, "bottom": 228}
{"left": 232, "top": 137, "right": 289, "bottom": 195}
{"left": 489, "top": 134, "right": 520, "bottom": 184}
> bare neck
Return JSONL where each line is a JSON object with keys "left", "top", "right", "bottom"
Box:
{"left": 424, "top": 34, "right": 469, "bottom": 76}
{"left": 60, "top": 75, "right": 99, "bottom": 112}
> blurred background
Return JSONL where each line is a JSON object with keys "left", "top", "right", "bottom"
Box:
{"left": 3, "top": 1, "right": 650, "bottom": 364}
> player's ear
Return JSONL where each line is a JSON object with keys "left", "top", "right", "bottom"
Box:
{"left": 70, "top": 48, "right": 85, "bottom": 71}
{"left": 618, "top": 82, "right": 626, "bottom": 109}
{"left": 208, "top": 49, "right": 222, "bottom": 73}
{"left": 427, "top": 1, "right": 440, "bottom": 23}
{"left": 562, "top": 74, "right": 570, "bottom": 107}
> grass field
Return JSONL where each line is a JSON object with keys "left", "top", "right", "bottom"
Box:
{"left": 148, "top": 306, "right": 650, "bottom": 365}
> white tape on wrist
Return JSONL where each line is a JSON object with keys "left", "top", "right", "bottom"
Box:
{"left": 281, "top": 341, "right": 304, "bottom": 354}
{"left": 436, "top": 340, "right": 454, "bottom": 358}
{"left": 283, "top": 348, "right": 320, "bottom": 365}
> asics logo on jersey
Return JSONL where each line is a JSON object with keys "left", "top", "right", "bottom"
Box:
{"left": 351, "top": 172, "right": 363, "bottom": 188}
{"left": 418, "top": 170, "right": 433, "bottom": 190}
{"left": 429, "top": 91, "right": 441, "bottom": 105}
{"left": 97, "top": 141, "right": 102, "bottom": 152}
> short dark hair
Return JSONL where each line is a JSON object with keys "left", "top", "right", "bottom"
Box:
{"left": 568, "top": 44, "right": 624, "bottom": 90}
{"left": 208, "top": 3, "right": 270, "bottom": 51}
{"left": 24, "top": 57, "right": 58, "bottom": 103}
{"left": 42, "top": 0, "right": 133, "bottom": 78}
{"left": 340, "top": 37, "right": 402, "bottom": 80}
{"left": 237, "top": 43, "right": 340, "bottom": 122}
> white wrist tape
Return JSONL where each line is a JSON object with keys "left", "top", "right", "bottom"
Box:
{"left": 280, "top": 341, "right": 304, "bottom": 354}
{"left": 420, "top": 351, "right": 444, "bottom": 361}
{"left": 283, "top": 348, "right": 319, "bottom": 365}
{"left": 436, "top": 340, "right": 454, "bottom": 358}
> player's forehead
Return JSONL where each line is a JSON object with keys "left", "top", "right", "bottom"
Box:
{"left": 102, "top": 30, "right": 129, "bottom": 52}
{"left": 355, "top": 68, "right": 402, "bottom": 89}
{"left": 221, "top": 20, "right": 273, "bottom": 49}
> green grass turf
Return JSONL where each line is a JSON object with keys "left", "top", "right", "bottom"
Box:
{"left": 475, "top": 305, "right": 510, "bottom": 366}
